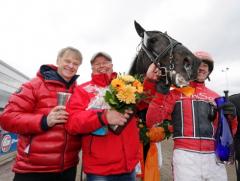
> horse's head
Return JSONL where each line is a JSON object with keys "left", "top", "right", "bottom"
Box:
{"left": 129, "top": 21, "right": 201, "bottom": 87}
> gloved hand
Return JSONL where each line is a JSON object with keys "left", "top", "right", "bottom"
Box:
{"left": 219, "top": 101, "right": 236, "bottom": 118}
{"left": 208, "top": 103, "right": 217, "bottom": 122}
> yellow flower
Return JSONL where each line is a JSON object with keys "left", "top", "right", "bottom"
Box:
{"left": 116, "top": 85, "right": 136, "bottom": 104}
{"left": 111, "top": 78, "right": 125, "bottom": 91}
{"left": 120, "top": 75, "right": 135, "bottom": 83}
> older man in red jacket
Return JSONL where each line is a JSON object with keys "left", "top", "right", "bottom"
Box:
{"left": 0, "top": 47, "right": 82, "bottom": 181}
{"left": 65, "top": 52, "right": 140, "bottom": 181}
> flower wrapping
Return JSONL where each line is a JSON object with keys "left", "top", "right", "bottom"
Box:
{"left": 84, "top": 85, "right": 111, "bottom": 136}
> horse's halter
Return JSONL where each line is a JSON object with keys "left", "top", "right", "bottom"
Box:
{"left": 141, "top": 31, "right": 191, "bottom": 86}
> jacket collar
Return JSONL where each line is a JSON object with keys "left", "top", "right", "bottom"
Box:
{"left": 91, "top": 72, "right": 117, "bottom": 87}
{"left": 190, "top": 81, "right": 205, "bottom": 88}
{"left": 38, "top": 64, "right": 79, "bottom": 88}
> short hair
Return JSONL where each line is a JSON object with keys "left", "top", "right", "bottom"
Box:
{"left": 90, "top": 52, "right": 112, "bottom": 65}
{"left": 57, "top": 47, "right": 83, "bottom": 63}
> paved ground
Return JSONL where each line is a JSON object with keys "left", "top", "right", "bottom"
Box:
{"left": 0, "top": 141, "right": 237, "bottom": 181}
{"left": 0, "top": 160, "right": 14, "bottom": 181}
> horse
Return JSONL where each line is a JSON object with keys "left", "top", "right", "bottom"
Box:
{"left": 130, "top": 21, "right": 202, "bottom": 165}
{"left": 129, "top": 21, "right": 201, "bottom": 88}
{"left": 229, "top": 93, "right": 240, "bottom": 180}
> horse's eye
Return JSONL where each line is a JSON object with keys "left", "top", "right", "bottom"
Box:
{"left": 149, "top": 38, "right": 158, "bottom": 44}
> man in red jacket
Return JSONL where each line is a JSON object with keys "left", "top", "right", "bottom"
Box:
{"left": 66, "top": 52, "right": 140, "bottom": 181}
{"left": 146, "top": 51, "right": 237, "bottom": 181}
{"left": 0, "top": 47, "right": 82, "bottom": 181}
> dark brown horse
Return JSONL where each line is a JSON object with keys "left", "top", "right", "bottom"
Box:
{"left": 129, "top": 21, "right": 201, "bottom": 88}
{"left": 130, "top": 21, "right": 202, "bottom": 162}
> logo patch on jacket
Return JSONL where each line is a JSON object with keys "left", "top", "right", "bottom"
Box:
{"left": 15, "top": 87, "right": 22, "bottom": 94}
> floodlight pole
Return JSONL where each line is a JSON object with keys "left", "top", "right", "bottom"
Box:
{"left": 222, "top": 67, "right": 229, "bottom": 100}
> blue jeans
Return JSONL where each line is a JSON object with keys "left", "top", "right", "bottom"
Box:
{"left": 86, "top": 171, "right": 136, "bottom": 181}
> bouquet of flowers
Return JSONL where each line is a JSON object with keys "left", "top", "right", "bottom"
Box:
{"left": 138, "top": 119, "right": 173, "bottom": 145}
{"left": 104, "top": 74, "right": 146, "bottom": 134}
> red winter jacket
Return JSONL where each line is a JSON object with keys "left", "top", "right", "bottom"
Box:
{"left": 65, "top": 73, "right": 140, "bottom": 175}
{"left": 147, "top": 81, "right": 236, "bottom": 153}
{"left": 0, "top": 65, "right": 81, "bottom": 173}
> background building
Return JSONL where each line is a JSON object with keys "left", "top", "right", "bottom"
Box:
{"left": 0, "top": 59, "right": 30, "bottom": 164}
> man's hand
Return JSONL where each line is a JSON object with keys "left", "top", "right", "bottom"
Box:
{"left": 146, "top": 63, "right": 161, "bottom": 82}
{"left": 47, "top": 106, "right": 69, "bottom": 127}
{"left": 106, "top": 109, "right": 133, "bottom": 126}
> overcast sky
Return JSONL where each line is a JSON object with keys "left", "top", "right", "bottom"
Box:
{"left": 0, "top": 0, "right": 239, "bottom": 96}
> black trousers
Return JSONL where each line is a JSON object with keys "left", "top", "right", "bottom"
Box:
{"left": 13, "top": 166, "right": 77, "bottom": 181}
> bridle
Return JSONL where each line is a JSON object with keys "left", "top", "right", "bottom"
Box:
{"left": 141, "top": 31, "right": 192, "bottom": 86}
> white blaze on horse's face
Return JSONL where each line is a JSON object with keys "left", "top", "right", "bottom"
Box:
{"left": 175, "top": 73, "right": 189, "bottom": 88}
{"left": 143, "top": 32, "right": 149, "bottom": 47}
{"left": 168, "top": 70, "right": 189, "bottom": 88}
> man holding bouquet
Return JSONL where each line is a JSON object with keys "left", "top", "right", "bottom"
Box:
{"left": 66, "top": 52, "right": 144, "bottom": 180}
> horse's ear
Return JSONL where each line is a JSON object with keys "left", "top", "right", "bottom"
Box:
{"left": 134, "top": 20, "right": 145, "bottom": 38}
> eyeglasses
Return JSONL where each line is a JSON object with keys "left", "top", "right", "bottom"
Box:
{"left": 92, "top": 62, "right": 112, "bottom": 68}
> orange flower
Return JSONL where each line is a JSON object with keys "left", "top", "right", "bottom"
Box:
{"left": 133, "top": 80, "right": 143, "bottom": 93}
{"left": 148, "top": 127, "right": 165, "bottom": 142}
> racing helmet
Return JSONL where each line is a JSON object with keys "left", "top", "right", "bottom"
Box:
{"left": 194, "top": 51, "right": 214, "bottom": 74}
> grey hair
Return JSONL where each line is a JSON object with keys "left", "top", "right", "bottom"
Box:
{"left": 57, "top": 46, "right": 83, "bottom": 63}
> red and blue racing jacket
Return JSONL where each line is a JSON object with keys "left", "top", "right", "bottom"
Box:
{"left": 147, "top": 81, "right": 237, "bottom": 153}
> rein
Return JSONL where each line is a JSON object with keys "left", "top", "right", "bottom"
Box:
{"left": 141, "top": 32, "right": 183, "bottom": 85}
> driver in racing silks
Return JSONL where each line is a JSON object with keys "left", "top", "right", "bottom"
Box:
{"left": 146, "top": 51, "right": 237, "bottom": 181}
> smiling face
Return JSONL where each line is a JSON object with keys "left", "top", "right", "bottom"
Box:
{"left": 91, "top": 56, "right": 113, "bottom": 76}
{"left": 57, "top": 49, "right": 82, "bottom": 82}
{"left": 196, "top": 62, "right": 210, "bottom": 82}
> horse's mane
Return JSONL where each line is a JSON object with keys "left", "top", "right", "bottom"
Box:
{"left": 129, "top": 49, "right": 151, "bottom": 76}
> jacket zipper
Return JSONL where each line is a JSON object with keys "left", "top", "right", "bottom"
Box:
{"left": 61, "top": 130, "right": 67, "bottom": 171}
{"left": 24, "top": 136, "right": 33, "bottom": 155}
